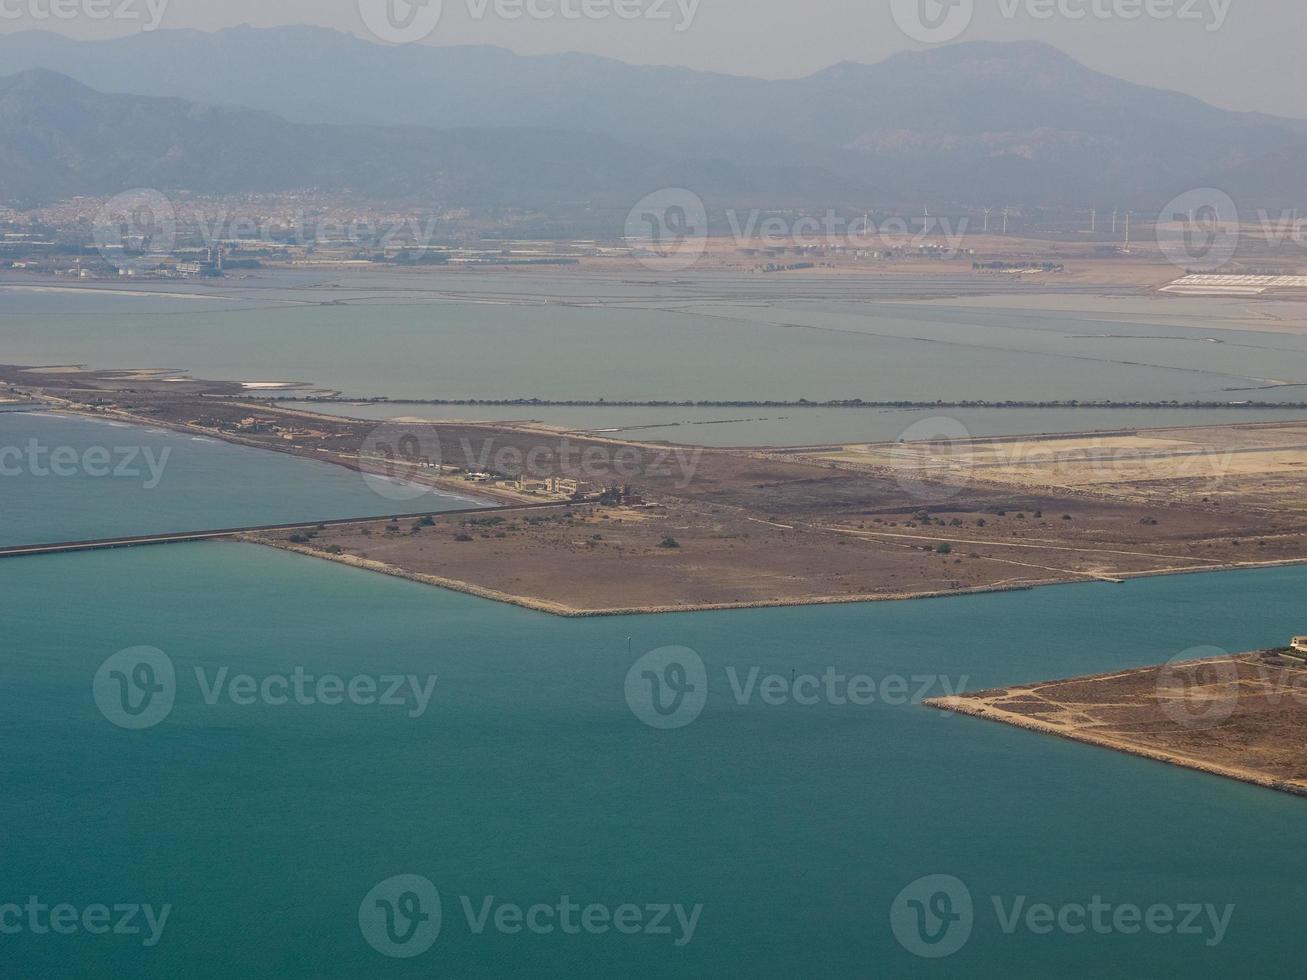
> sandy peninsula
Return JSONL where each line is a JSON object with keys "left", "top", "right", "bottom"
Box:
{"left": 929, "top": 652, "right": 1307, "bottom": 797}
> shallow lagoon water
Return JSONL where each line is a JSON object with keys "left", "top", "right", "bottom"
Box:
{"left": 4, "top": 281, "right": 1304, "bottom": 404}
{"left": 0, "top": 412, "right": 476, "bottom": 547}
{"left": 290, "top": 400, "right": 1307, "bottom": 447}
{"left": 2, "top": 544, "right": 1305, "bottom": 978}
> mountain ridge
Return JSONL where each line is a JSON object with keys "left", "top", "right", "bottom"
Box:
{"left": 0, "top": 68, "right": 866, "bottom": 209}
{"left": 2, "top": 30, "right": 1305, "bottom": 210}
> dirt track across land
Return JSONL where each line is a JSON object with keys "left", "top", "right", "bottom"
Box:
{"left": 10, "top": 364, "right": 1307, "bottom": 615}
{"left": 929, "top": 652, "right": 1307, "bottom": 797}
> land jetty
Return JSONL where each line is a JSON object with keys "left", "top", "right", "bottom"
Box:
{"left": 260, "top": 396, "right": 1307, "bottom": 411}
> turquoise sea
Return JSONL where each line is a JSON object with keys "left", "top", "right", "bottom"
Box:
{"left": 2, "top": 543, "right": 1305, "bottom": 978}
{"left": 6, "top": 274, "right": 1307, "bottom": 977}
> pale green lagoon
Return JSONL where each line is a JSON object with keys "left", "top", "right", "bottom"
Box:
{"left": 291, "top": 400, "right": 1307, "bottom": 447}
{"left": 0, "top": 412, "right": 477, "bottom": 547}
{"left": 4, "top": 277, "right": 1307, "bottom": 412}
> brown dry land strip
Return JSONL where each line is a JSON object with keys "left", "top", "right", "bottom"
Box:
{"left": 9, "top": 364, "right": 1307, "bottom": 615}
{"left": 0, "top": 502, "right": 564, "bottom": 559}
{"left": 928, "top": 652, "right": 1307, "bottom": 797}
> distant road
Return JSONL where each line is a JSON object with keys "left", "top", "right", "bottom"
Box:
{"left": 0, "top": 500, "right": 573, "bottom": 559}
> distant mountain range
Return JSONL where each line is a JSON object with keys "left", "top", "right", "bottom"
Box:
{"left": 2, "top": 27, "right": 1306, "bottom": 211}
{"left": 0, "top": 68, "right": 862, "bottom": 209}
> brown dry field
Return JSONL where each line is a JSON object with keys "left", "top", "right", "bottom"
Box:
{"left": 244, "top": 497, "right": 1114, "bottom": 615}
{"left": 929, "top": 652, "right": 1307, "bottom": 796}
{"left": 243, "top": 484, "right": 1307, "bottom": 615}
{"left": 231, "top": 410, "right": 1307, "bottom": 615}
{"left": 11, "top": 364, "right": 1307, "bottom": 615}
{"left": 811, "top": 421, "right": 1307, "bottom": 514}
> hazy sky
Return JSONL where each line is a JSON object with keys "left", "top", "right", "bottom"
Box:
{"left": 4, "top": 0, "right": 1303, "bottom": 117}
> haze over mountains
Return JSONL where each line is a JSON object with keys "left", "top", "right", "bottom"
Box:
{"left": 0, "top": 68, "right": 857, "bottom": 209}
{"left": 2, "top": 26, "right": 1306, "bottom": 211}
